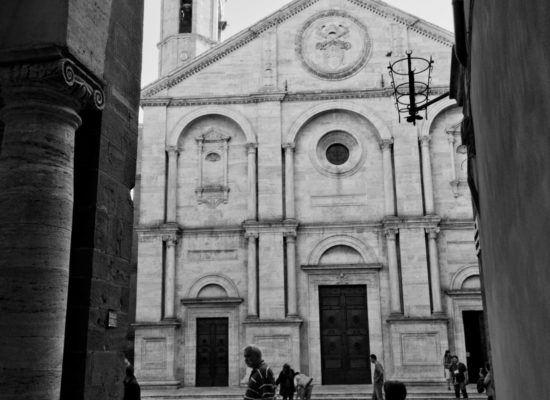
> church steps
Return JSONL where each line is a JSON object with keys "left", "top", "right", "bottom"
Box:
{"left": 142, "top": 385, "right": 487, "bottom": 400}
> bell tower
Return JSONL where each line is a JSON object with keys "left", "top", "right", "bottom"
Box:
{"left": 158, "top": 0, "right": 228, "bottom": 76}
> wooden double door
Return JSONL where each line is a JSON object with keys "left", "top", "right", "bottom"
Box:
{"left": 196, "top": 318, "right": 228, "bottom": 386}
{"left": 319, "top": 285, "right": 371, "bottom": 385}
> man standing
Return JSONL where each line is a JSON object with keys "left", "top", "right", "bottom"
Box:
{"left": 449, "top": 355, "right": 469, "bottom": 398}
{"left": 243, "top": 345, "right": 276, "bottom": 400}
{"left": 370, "top": 354, "right": 384, "bottom": 400}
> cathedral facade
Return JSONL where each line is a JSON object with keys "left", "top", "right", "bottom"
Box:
{"left": 136, "top": 0, "right": 482, "bottom": 388}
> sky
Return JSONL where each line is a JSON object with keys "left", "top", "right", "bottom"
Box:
{"left": 141, "top": 0, "right": 454, "bottom": 87}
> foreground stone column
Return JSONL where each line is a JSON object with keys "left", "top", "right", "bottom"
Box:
{"left": 163, "top": 236, "right": 178, "bottom": 319}
{"left": 419, "top": 135, "right": 435, "bottom": 214}
{"left": 426, "top": 228, "right": 443, "bottom": 314}
{"left": 380, "top": 139, "right": 396, "bottom": 216}
{"left": 247, "top": 143, "right": 257, "bottom": 220}
{"left": 166, "top": 147, "right": 179, "bottom": 222}
{"left": 284, "top": 232, "right": 298, "bottom": 316}
{"left": 384, "top": 228, "right": 402, "bottom": 314}
{"left": 0, "top": 58, "right": 103, "bottom": 400}
{"left": 246, "top": 232, "right": 258, "bottom": 318}
{"left": 283, "top": 143, "right": 296, "bottom": 220}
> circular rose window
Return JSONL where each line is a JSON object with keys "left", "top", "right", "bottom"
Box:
{"left": 310, "top": 130, "right": 365, "bottom": 177}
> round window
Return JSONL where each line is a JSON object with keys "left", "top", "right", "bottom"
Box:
{"left": 326, "top": 143, "right": 350, "bottom": 165}
{"left": 309, "top": 129, "right": 365, "bottom": 177}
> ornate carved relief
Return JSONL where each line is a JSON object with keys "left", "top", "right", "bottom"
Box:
{"left": 195, "top": 127, "right": 231, "bottom": 208}
{"left": 296, "top": 10, "right": 372, "bottom": 80}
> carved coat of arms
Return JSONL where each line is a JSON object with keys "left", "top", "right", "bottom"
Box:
{"left": 315, "top": 23, "right": 352, "bottom": 70}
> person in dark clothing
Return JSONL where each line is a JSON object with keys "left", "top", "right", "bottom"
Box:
{"left": 449, "top": 355, "right": 468, "bottom": 399}
{"left": 243, "top": 345, "right": 276, "bottom": 400}
{"left": 123, "top": 365, "right": 141, "bottom": 400}
{"left": 370, "top": 354, "right": 384, "bottom": 400}
{"left": 275, "top": 363, "right": 296, "bottom": 400}
{"left": 384, "top": 381, "right": 407, "bottom": 400}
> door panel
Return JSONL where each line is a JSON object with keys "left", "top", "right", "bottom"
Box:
{"left": 196, "top": 318, "right": 229, "bottom": 386}
{"left": 462, "top": 310, "right": 488, "bottom": 375}
{"left": 319, "top": 285, "right": 371, "bottom": 385}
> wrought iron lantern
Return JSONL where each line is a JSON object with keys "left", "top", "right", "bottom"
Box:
{"left": 388, "top": 51, "right": 450, "bottom": 125}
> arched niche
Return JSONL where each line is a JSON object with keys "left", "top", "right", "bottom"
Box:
{"left": 418, "top": 98, "right": 461, "bottom": 138}
{"left": 286, "top": 101, "right": 392, "bottom": 146}
{"left": 319, "top": 245, "right": 364, "bottom": 265}
{"left": 306, "top": 235, "right": 379, "bottom": 266}
{"left": 168, "top": 105, "right": 256, "bottom": 147}
{"left": 450, "top": 265, "right": 481, "bottom": 291}
{"left": 197, "top": 284, "right": 228, "bottom": 298}
{"left": 186, "top": 274, "right": 240, "bottom": 299}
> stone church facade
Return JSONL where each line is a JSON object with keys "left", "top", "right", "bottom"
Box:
{"left": 136, "top": 0, "right": 482, "bottom": 388}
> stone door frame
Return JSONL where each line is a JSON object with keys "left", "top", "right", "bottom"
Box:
{"left": 181, "top": 301, "right": 242, "bottom": 387}
{"left": 302, "top": 265, "right": 383, "bottom": 384}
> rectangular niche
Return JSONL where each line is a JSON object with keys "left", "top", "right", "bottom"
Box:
{"left": 195, "top": 127, "right": 231, "bottom": 208}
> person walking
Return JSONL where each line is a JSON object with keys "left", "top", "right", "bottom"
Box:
{"left": 243, "top": 345, "right": 276, "bottom": 400}
{"left": 276, "top": 363, "right": 297, "bottom": 400}
{"left": 370, "top": 354, "right": 384, "bottom": 400}
{"left": 123, "top": 365, "right": 141, "bottom": 400}
{"left": 449, "top": 355, "right": 468, "bottom": 398}
{"left": 443, "top": 350, "right": 452, "bottom": 390}
{"left": 294, "top": 372, "right": 314, "bottom": 400}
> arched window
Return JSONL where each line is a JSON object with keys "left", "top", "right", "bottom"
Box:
{"left": 179, "top": 0, "right": 192, "bottom": 33}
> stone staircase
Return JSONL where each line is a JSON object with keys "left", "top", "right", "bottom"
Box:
{"left": 143, "top": 384, "right": 487, "bottom": 400}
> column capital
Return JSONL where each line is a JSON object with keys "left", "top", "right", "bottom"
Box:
{"left": 246, "top": 142, "right": 258, "bottom": 153}
{"left": 162, "top": 234, "right": 178, "bottom": 245}
{"left": 282, "top": 142, "right": 295, "bottom": 150}
{"left": 419, "top": 135, "right": 431, "bottom": 146}
{"left": 245, "top": 232, "right": 259, "bottom": 239}
{"left": 383, "top": 227, "right": 398, "bottom": 239}
{"left": 283, "top": 231, "right": 297, "bottom": 240}
{"left": 0, "top": 57, "right": 105, "bottom": 112}
{"left": 379, "top": 138, "right": 394, "bottom": 150}
{"left": 166, "top": 146, "right": 179, "bottom": 156}
{"left": 425, "top": 227, "right": 440, "bottom": 238}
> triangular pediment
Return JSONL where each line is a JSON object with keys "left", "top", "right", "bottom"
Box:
{"left": 141, "top": 0, "right": 453, "bottom": 99}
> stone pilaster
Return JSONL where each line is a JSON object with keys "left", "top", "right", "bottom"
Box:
{"left": 284, "top": 232, "right": 298, "bottom": 317}
{"left": 380, "top": 139, "right": 396, "bottom": 216}
{"left": 426, "top": 227, "right": 443, "bottom": 314}
{"left": 246, "top": 143, "right": 258, "bottom": 221}
{"left": 0, "top": 57, "right": 104, "bottom": 399}
{"left": 447, "top": 133, "right": 457, "bottom": 182}
{"left": 166, "top": 147, "right": 179, "bottom": 223}
{"left": 245, "top": 232, "right": 259, "bottom": 318}
{"left": 384, "top": 227, "right": 402, "bottom": 314}
{"left": 163, "top": 235, "right": 178, "bottom": 319}
{"left": 419, "top": 135, "right": 435, "bottom": 215}
{"left": 283, "top": 143, "right": 296, "bottom": 220}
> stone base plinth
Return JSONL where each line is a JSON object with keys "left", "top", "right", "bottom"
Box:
{"left": 243, "top": 317, "right": 303, "bottom": 378}
{"left": 133, "top": 320, "right": 181, "bottom": 386}
{"left": 386, "top": 316, "right": 449, "bottom": 382}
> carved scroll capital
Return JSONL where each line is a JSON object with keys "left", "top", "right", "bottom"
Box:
{"left": 0, "top": 58, "right": 105, "bottom": 110}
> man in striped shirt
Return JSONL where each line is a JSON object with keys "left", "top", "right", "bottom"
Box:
{"left": 243, "top": 345, "right": 276, "bottom": 400}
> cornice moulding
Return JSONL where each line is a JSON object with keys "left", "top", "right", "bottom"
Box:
{"left": 141, "top": 86, "right": 450, "bottom": 107}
